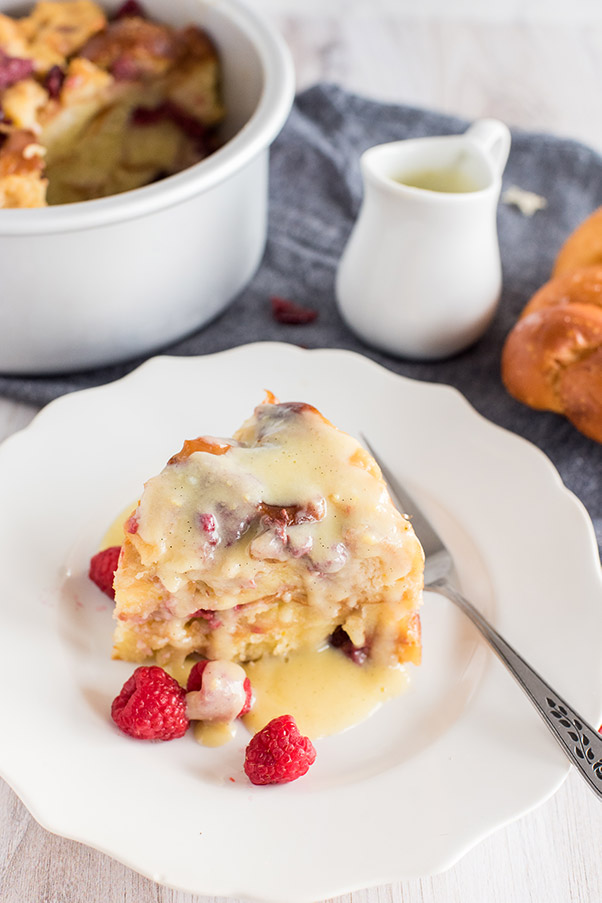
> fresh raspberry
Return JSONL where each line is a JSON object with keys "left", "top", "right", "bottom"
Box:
{"left": 111, "top": 666, "right": 189, "bottom": 740}
{"left": 186, "top": 660, "right": 253, "bottom": 717}
{"left": 244, "top": 715, "right": 316, "bottom": 785}
{"left": 186, "top": 659, "right": 209, "bottom": 692}
{"left": 238, "top": 677, "right": 253, "bottom": 717}
{"left": 89, "top": 545, "right": 121, "bottom": 599}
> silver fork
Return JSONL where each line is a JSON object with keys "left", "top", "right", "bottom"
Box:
{"left": 362, "top": 436, "right": 602, "bottom": 801}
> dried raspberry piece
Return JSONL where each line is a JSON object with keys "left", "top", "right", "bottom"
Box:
{"left": 329, "top": 626, "right": 368, "bottom": 665}
{"left": 44, "top": 65, "right": 65, "bottom": 99}
{"left": 244, "top": 714, "right": 316, "bottom": 785}
{"left": 132, "top": 101, "right": 208, "bottom": 152}
{"left": 89, "top": 545, "right": 121, "bottom": 599}
{"left": 125, "top": 513, "right": 139, "bottom": 534}
{"left": 199, "top": 513, "right": 219, "bottom": 545}
{"left": 110, "top": 55, "right": 141, "bottom": 81}
{"left": 166, "top": 103, "right": 207, "bottom": 150}
{"left": 111, "top": 666, "right": 189, "bottom": 740}
{"left": 114, "top": 0, "right": 146, "bottom": 18}
{"left": 271, "top": 296, "right": 318, "bottom": 325}
{"left": 188, "top": 608, "right": 222, "bottom": 629}
{"left": 258, "top": 500, "right": 324, "bottom": 527}
{"left": 0, "top": 52, "right": 34, "bottom": 91}
{"left": 131, "top": 102, "right": 168, "bottom": 126}
{"left": 186, "top": 660, "right": 253, "bottom": 717}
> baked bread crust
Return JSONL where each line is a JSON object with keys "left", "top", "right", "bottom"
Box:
{"left": 501, "top": 214, "right": 602, "bottom": 444}
{"left": 520, "top": 265, "right": 602, "bottom": 318}
{"left": 501, "top": 303, "right": 602, "bottom": 442}
{"left": 553, "top": 207, "right": 602, "bottom": 276}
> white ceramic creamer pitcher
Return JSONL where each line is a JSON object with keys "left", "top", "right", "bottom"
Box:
{"left": 335, "top": 119, "right": 511, "bottom": 359}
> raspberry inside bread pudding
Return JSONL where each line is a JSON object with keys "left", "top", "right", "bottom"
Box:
{"left": 113, "top": 398, "right": 424, "bottom": 671}
{"left": 0, "top": 0, "right": 224, "bottom": 207}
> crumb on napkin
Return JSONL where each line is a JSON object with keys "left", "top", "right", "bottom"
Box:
{"left": 502, "top": 185, "right": 548, "bottom": 217}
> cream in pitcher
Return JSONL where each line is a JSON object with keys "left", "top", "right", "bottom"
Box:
{"left": 336, "top": 119, "right": 511, "bottom": 359}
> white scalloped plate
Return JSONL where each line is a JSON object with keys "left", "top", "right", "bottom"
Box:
{"left": 0, "top": 344, "right": 600, "bottom": 903}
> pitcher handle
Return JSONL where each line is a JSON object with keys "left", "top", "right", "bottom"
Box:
{"left": 465, "top": 118, "right": 511, "bottom": 176}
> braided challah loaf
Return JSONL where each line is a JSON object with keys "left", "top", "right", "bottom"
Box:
{"left": 553, "top": 207, "right": 602, "bottom": 275}
{"left": 501, "top": 209, "right": 602, "bottom": 444}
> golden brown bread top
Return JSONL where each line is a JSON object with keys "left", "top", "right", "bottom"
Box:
{"left": 520, "top": 265, "right": 602, "bottom": 318}
{"left": 80, "top": 15, "right": 177, "bottom": 78}
{"left": 0, "top": 128, "right": 45, "bottom": 176}
{"left": 501, "top": 209, "right": 602, "bottom": 444}
{"left": 501, "top": 303, "right": 602, "bottom": 436}
{"left": 553, "top": 207, "right": 602, "bottom": 276}
{"left": 19, "top": 0, "right": 106, "bottom": 72}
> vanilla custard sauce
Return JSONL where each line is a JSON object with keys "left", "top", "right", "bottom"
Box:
{"left": 103, "top": 487, "right": 411, "bottom": 748}
{"left": 193, "top": 720, "right": 237, "bottom": 748}
{"left": 164, "top": 646, "right": 408, "bottom": 745}
{"left": 243, "top": 645, "right": 408, "bottom": 739}
{"left": 396, "top": 166, "right": 479, "bottom": 193}
{"left": 100, "top": 503, "right": 136, "bottom": 550}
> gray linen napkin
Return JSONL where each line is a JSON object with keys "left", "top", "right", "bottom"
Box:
{"left": 1, "top": 83, "right": 600, "bottom": 552}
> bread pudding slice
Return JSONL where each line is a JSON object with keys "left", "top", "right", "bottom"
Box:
{"left": 113, "top": 398, "right": 424, "bottom": 669}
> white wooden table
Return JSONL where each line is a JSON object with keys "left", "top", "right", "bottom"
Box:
{"left": 2, "top": 5, "right": 602, "bottom": 902}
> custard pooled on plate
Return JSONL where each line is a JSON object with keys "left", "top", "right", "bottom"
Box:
{"left": 113, "top": 397, "right": 424, "bottom": 669}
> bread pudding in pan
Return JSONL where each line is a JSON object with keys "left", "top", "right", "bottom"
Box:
{"left": 0, "top": 0, "right": 224, "bottom": 207}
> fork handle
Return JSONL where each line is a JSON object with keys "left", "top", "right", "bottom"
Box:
{"left": 429, "top": 577, "right": 602, "bottom": 800}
